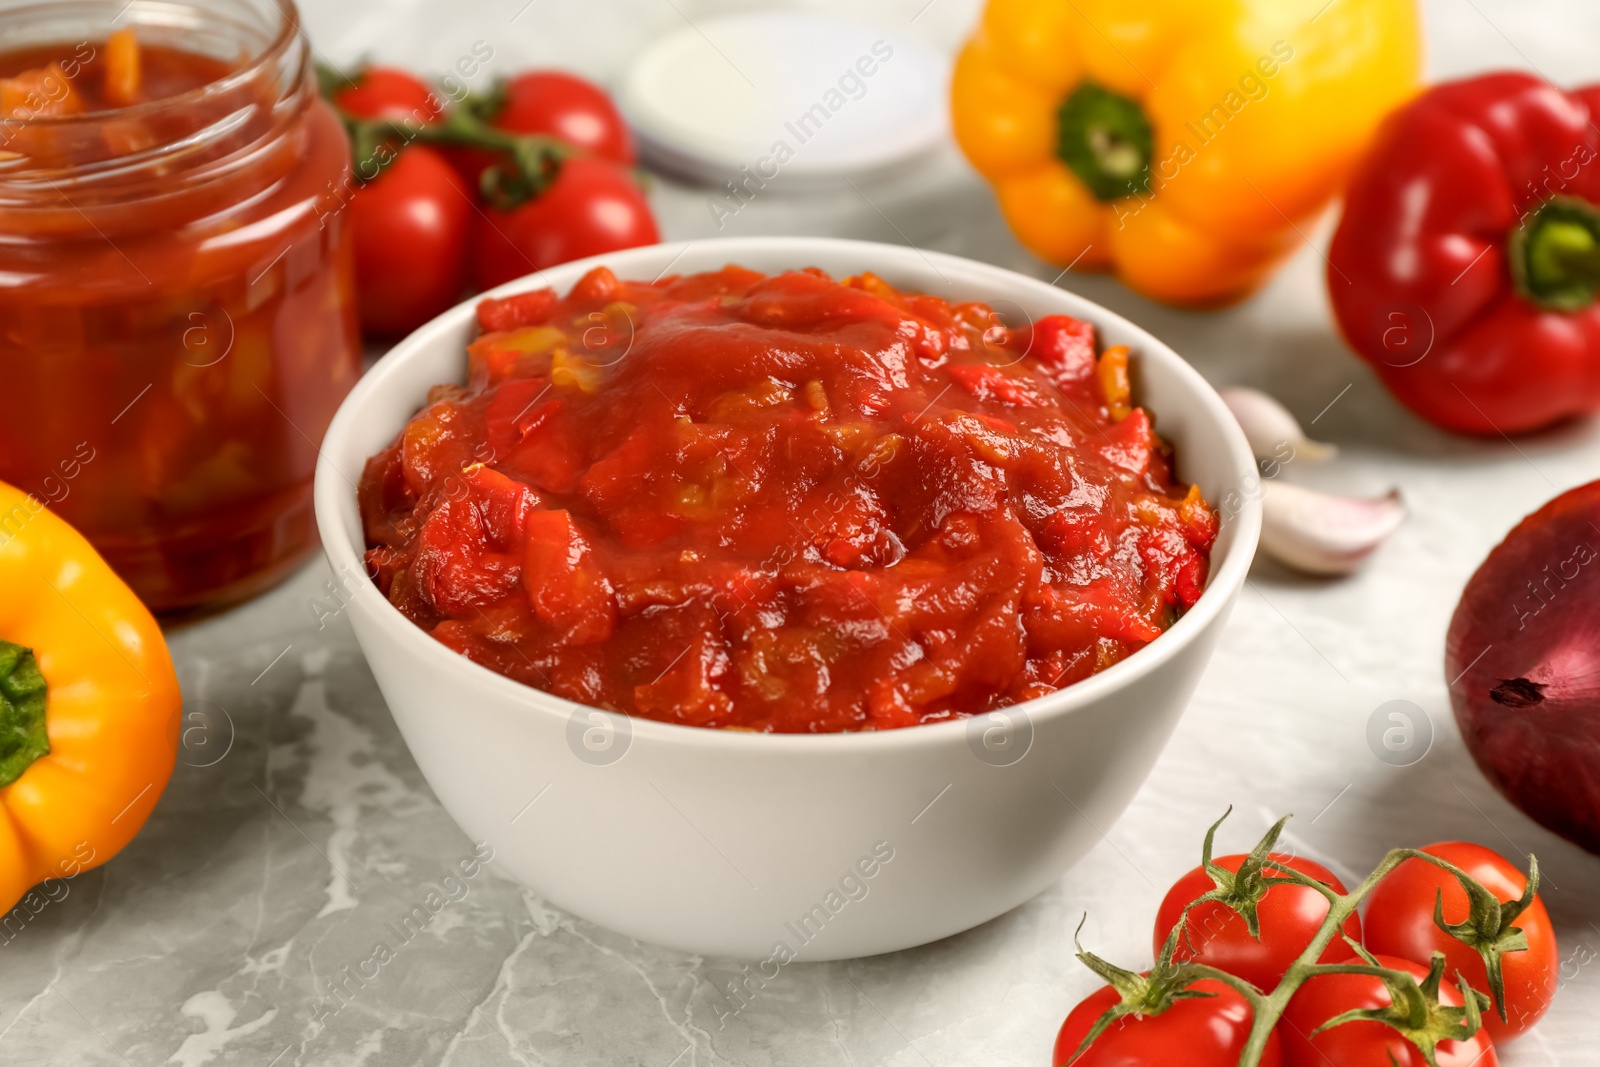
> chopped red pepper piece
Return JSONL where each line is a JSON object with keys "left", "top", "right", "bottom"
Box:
{"left": 947, "top": 363, "right": 1046, "bottom": 407}
{"left": 476, "top": 288, "right": 559, "bottom": 333}
{"left": 1023, "top": 314, "right": 1097, "bottom": 384}
{"left": 523, "top": 509, "right": 616, "bottom": 645}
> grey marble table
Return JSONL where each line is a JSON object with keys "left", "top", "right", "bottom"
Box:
{"left": 5, "top": 1, "right": 1600, "bottom": 1064}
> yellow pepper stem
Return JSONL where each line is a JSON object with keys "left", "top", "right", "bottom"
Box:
{"left": 0, "top": 640, "right": 48, "bottom": 789}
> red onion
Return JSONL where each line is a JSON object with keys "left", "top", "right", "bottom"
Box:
{"left": 1446, "top": 479, "right": 1600, "bottom": 856}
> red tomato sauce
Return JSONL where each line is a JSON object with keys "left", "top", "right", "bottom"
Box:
{"left": 0, "top": 29, "right": 360, "bottom": 613}
{"left": 359, "top": 266, "right": 1218, "bottom": 732}
{"left": 0, "top": 40, "right": 232, "bottom": 111}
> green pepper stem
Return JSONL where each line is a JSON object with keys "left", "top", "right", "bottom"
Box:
{"left": 0, "top": 640, "right": 49, "bottom": 789}
{"left": 1510, "top": 195, "right": 1600, "bottom": 311}
{"left": 1055, "top": 81, "right": 1154, "bottom": 203}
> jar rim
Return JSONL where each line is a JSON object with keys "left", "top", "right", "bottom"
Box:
{"left": 0, "top": 0, "right": 303, "bottom": 128}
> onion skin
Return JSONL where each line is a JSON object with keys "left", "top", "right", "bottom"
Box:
{"left": 1446, "top": 480, "right": 1600, "bottom": 856}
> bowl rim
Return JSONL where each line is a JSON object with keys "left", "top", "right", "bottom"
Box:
{"left": 314, "top": 236, "right": 1261, "bottom": 752}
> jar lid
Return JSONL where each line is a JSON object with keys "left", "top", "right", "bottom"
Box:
{"left": 618, "top": 9, "right": 949, "bottom": 190}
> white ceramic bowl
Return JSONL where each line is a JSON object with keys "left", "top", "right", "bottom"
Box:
{"left": 314, "top": 237, "right": 1260, "bottom": 961}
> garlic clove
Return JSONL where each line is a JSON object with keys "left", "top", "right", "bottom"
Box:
{"left": 1221, "top": 387, "right": 1338, "bottom": 464}
{"left": 1259, "top": 481, "right": 1405, "bottom": 576}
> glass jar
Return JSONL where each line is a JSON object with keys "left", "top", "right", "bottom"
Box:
{"left": 0, "top": 0, "right": 359, "bottom": 614}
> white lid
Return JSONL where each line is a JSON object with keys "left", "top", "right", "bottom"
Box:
{"left": 619, "top": 9, "right": 949, "bottom": 190}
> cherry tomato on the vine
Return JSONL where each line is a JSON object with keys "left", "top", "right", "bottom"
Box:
{"left": 1052, "top": 978, "right": 1281, "bottom": 1067}
{"left": 495, "top": 71, "right": 634, "bottom": 164}
{"left": 349, "top": 146, "right": 473, "bottom": 337}
{"left": 450, "top": 70, "right": 636, "bottom": 190}
{"left": 471, "top": 156, "right": 659, "bottom": 291}
{"left": 332, "top": 67, "right": 442, "bottom": 124}
{"left": 1153, "top": 853, "right": 1362, "bottom": 992}
{"left": 1279, "top": 954, "right": 1499, "bottom": 1067}
{"left": 1364, "top": 842, "right": 1557, "bottom": 1043}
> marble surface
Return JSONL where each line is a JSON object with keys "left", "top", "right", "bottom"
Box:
{"left": 6, "top": 1, "right": 1600, "bottom": 1064}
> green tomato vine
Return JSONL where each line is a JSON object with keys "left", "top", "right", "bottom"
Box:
{"left": 316, "top": 64, "right": 579, "bottom": 210}
{"left": 1069, "top": 809, "right": 1541, "bottom": 1067}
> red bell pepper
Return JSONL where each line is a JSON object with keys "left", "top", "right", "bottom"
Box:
{"left": 1328, "top": 73, "right": 1600, "bottom": 435}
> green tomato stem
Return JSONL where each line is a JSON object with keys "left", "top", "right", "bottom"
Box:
{"left": 326, "top": 85, "right": 575, "bottom": 210}
{"left": 1234, "top": 848, "right": 1417, "bottom": 1065}
{"left": 1232, "top": 847, "right": 1511, "bottom": 1065}
{"left": 317, "top": 61, "right": 590, "bottom": 209}
{"left": 1261, "top": 860, "right": 1342, "bottom": 903}
{"left": 1074, "top": 817, "right": 1534, "bottom": 1067}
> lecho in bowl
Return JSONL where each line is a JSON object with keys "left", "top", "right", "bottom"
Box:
{"left": 314, "top": 237, "right": 1260, "bottom": 960}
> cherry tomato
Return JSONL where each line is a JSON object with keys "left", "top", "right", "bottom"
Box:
{"left": 350, "top": 146, "right": 473, "bottom": 337}
{"left": 471, "top": 157, "right": 658, "bottom": 291}
{"left": 450, "top": 70, "right": 636, "bottom": 190}
{"left": 1279, "top": 954, "right": 1499, "bottom": 1066}
{"left": 332, "top": 67, "right": 442, "bottom": 123}
{"left": 1052, "top": 978, "right": 1281, "bottom": 1067}
{"left": 495, "top": 71, "right": 635, "bottom": 164}
{"left": 1153, "top": 853, "right": 1362, "bottom": 992}
{"left": 1364, "top": 842, "right": 1557, "bottom": 1043}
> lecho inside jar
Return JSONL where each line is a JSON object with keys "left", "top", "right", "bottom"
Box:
{"left": 0, "top": 0, "right": 360, "bottom": 614}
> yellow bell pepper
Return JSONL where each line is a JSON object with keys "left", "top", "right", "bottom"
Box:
{"left": 952, "top": 0, "right": 1421, "bottom": 306}
{"left": 0, "top": 480, "right": 180, "bottom": 917}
